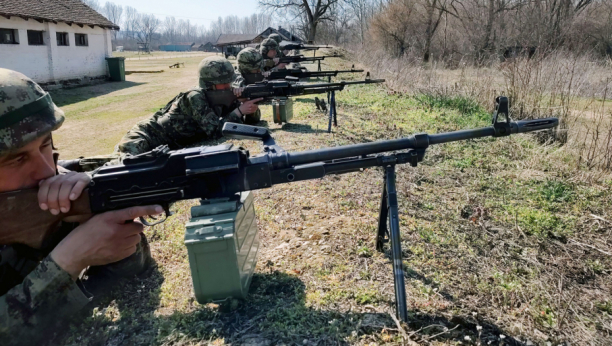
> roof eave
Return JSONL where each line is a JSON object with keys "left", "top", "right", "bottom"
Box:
{"left": 0, "top": 12, "right": 119, "bottom": 30}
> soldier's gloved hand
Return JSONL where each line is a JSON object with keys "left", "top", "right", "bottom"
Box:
{"left": 273, "top": 58, "right": 280, "bottom": 64}
{"left": 262, "top": 71, "right": 271, "bottom": 78}
{"left": 38, "top": 171, "right": 91, "bottom": 215}
{"left": 233, "top": 87, "right": 244, "bottom": 97}
{"left": 50, "top": 205, "right": 163, "bottom": 279}
{"left": 239, "top": 97, "right": 264, "bottom": 115}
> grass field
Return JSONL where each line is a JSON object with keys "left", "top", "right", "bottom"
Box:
{"left": 47, "top": 51, "right": 612, "bottom": 345}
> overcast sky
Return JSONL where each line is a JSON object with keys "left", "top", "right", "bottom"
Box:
{"left": 116, "top": 0, "right": 262, "bottom": 27}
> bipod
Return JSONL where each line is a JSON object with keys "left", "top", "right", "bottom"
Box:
{"left": 327, "top": 90, "right": 338, "bottom": 133}
{"left": 377, "top": 165, "right": 408, "bottom": 322}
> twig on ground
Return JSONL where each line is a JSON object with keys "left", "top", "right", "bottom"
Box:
{"left": 387, "top": 312, "right": 411, "bottom": 342}
{"left": 424, "top": 324, "right": 460, "bottom": 341}
{"left": 569, "top": 239, "right": 612, "bottom": 256}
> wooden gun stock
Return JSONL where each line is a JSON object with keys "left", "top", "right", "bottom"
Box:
{"left": 0, "top": 188, "right": 92, "bottom": 249}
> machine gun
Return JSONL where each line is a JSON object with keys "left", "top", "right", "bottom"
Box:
{"left": 0, "top": 97, "right": 557, "bottom": 321}
{"left": 279, "top": 40, "right": 330, "bottom": 51}
{"left": 277, "top": 54, "right": 340, "bottom": 64}
{"left": 266, "top": 67, "right": 364, "bottom": 81}
{"left": 238, "top": 77, "right": 384, "bottom": 100}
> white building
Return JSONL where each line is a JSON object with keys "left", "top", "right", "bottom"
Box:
{"left": 0, "top": 0, "right": 118, "bottom": 88}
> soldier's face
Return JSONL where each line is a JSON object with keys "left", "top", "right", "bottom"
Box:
{"left": 267, "top": 50, "right": 277, "bottom": 59}
{"left": 0, "top": 133, "right": 55, "bottom": 192}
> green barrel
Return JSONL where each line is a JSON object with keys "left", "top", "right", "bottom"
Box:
{"left": 105, "top": 57, "right": 126, "bottom": 81}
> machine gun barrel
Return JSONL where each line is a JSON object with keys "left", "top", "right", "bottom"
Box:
{"left": 278, "top": 55, "right": 341, "bottom": 63}
{"left": 280, "top": 41, "right": 330, "bottom": 51}
{"left": 267, "top": 118, "right": 558, "bottom": 168}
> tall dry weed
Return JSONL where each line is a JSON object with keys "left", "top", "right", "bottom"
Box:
{"left": 352, "top": 46, "right": 612, "bottom": 170}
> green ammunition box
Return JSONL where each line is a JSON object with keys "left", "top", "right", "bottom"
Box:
{"left": 184, "top": 192, "right": 259, "bottom": 302}
{"left": 272, "top": 97, "right": 293, "bottom": 124}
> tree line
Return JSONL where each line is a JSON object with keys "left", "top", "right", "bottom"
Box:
{"left": 81, "top": 0, "right": 273, "bottom": 50}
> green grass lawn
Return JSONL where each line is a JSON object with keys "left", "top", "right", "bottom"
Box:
{"left": 47, "top": 52, "right": 612, "bottom": 345}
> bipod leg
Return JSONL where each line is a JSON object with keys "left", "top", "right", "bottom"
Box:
{"left": 332, "top": 91, "right": 338, "bottom": 127}
{"left": 385, "top": 166, "right": 408, "bottom": 322}
{"left": 327, "top": 91, "right": 334, "bottom": 133}
{"left": 318, "top": 60, "right": 322, "bottom": 71}
{"left": 376, "top": 172, "right": 389, "bottom": 251}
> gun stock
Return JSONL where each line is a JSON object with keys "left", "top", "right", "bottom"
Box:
{"left": 0, "top": 188, "right": 92, "bottom": 249}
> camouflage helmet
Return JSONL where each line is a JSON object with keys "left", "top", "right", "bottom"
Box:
{"left": 268, "top": 34, "right": 282, "bottom": 44}
{"left": 237, "top": 48, "right": 263, "bottom": 73}
{"left": 0, "top": 68, "right": 64, "bottom": 156}
{"left": 260, "top": 38, "right": 279, "bottom": 57}
{"left": 198, "top": 56, "right": 236, "bottom": 89}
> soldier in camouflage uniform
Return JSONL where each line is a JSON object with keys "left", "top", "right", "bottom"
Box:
{"left": 260, "top": 38, "right": 286, "bottom": 71}
{"left": 231, "top": 47, "right": 268, "bottom": 124}
{"left": 0, "top": 68, "right": 159, "bottom": 346}
{"left": 268, "top": 33, "right": 286, "bottom": 57}
{"left": 115, "top": 56, "right": 262, "bottom": 155}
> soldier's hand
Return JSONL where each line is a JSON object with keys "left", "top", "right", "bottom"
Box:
{"left": 273, "top": 58, "right": 280, "bottom": 64}
{"left": 38, "top": 172, "right": 91, "bottom": 215}
{"left": 262, "top": 71, "right": 271, "bottom": 77}
{"left": 233, "top": 87, "right": 244, "bottom": 97}
{"left": 50, "top": 205, "right": 163, "bottom": 279}
{"left": 239, "top": 98, "right": 264, "bottom": 115}
{"left": 277, "top": 63, "right": 288, "bottom": 70}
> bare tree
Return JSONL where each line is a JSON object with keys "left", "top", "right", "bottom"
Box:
{"left": 259, "top": 0, "right": 341, "bottom": 42}
{"left": 123, "top": 6, "right": 138, "bottom": 40}
{"left": 370, "top": 0, "right": 419, "bottom": 56}
{"left": 135, "top": 13, "right": 161, "bottom": 50}
{"left": 80, "top": 0, "right": 101, "bottom": 12}
{"left": 102, "top": 2, "right": 123, "bottom": 41}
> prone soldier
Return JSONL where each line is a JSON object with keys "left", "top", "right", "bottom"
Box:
{"left": 260, "top": 38, "right": 287, "bottom": 71}
{"left": 0, "top": 68, "right": 162, "bottom": 345}
{"left": 115, "top": 56, "right": 263, "bottom": 156}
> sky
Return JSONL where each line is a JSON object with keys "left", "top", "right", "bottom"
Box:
{"left": 114, "top": 0, "right": 262, "bottom": 27}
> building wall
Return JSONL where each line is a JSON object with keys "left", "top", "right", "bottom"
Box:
{"left": 0, "top": 17, "right": 112, "bottom": 84}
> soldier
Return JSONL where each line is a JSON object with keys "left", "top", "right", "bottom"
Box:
{"left": 268, "top": 33, "right": 288, "bottom": 57}
{"left": 232, "top": 47, "right": 269, "bottom": 124}
{"left": 233, "top": 47, "right": 266, "bottom": 86}
{"left": 0, "top": 68, "right": 161, "bottom": 345}
{"left": 115, "top": 56, "right": 262, "bottom": 156}
{"left": 260, "top": 38, "right": 287, "bottom": 71}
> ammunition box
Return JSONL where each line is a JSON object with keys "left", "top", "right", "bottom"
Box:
{"left": 272, "top": 97, "right": 293, "bottom": 124}
{"left": 184, "top": 192, "right": 259, "bottom": 302}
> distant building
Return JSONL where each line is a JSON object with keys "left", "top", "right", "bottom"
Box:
{"left": 193, "top": 42, "right": 218, "bottom": 52}
{"left": 216, "top": 34, "right": 260, "bottom": 58}
{"left": 159, "top": 42, "right": 195, "bottom": 52}
{"left": 259, "top": 26, "right": 303, "bottom": 43}
{"left": 0, "top": 0, "right": 118, "bottom": 88}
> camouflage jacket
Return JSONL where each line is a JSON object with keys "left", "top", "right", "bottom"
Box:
{"left": 0, "top": 165, "right": 152, "bottom": 346}
{"left": 116, "top": 88, "right": 242, "bottom": 156}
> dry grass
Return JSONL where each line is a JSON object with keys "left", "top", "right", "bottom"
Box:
{"left": 45, "top": 52, "right": 612, "bottom": 345}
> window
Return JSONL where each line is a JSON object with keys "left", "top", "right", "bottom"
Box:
{"left": 56, "top": 32, "right": 69, "bottom": 46}
{"left": 75, "top": 33, "right": 88, "bottom": 46}
{"left": 0, "top": 28, "right": 18, "bottom": 44}
{"left": 27, "top": 30, "right": 44, "bottom": 45}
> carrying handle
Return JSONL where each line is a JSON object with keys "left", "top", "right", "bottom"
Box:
{"left": 222, "top": 123, "right": 271, "bottom": 141}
